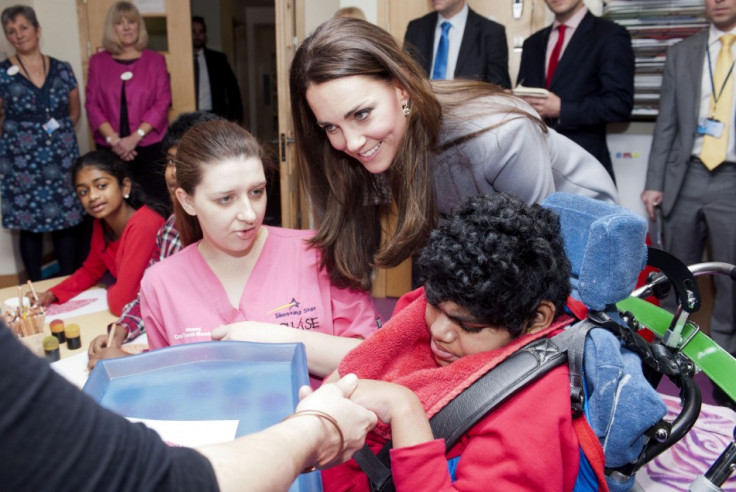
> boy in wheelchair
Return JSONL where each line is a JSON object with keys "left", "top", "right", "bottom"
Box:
{"left": 321, "top": 193, "right": 583, "bottom": 491}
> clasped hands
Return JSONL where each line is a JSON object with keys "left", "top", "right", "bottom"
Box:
{"left": 215, "top": 322, "right": 432, "bottom": 454}
{"left": 110, "top": 134, "right": 139, "bottom": 162}
{"left": 295, "top": 374, "right": 425, "bottom": 469}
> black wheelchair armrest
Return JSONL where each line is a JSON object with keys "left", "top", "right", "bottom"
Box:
{"left": 641, "top": 247, "right": 701, "bottom": 313}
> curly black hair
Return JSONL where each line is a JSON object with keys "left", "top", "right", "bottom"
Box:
{"left": 417, "top": 193, "right": 571, "bottom": 338}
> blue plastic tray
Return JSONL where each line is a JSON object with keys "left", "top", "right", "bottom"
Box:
{"left": 83, "top": 341, "right": 322, "bottom": 491}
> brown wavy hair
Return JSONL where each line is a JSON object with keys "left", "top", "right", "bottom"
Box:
{"left": 174, "top": 120, "right": 275, "bottom": 246}
{"left": 289, "top": 17, "right": 545, "bottom": 291}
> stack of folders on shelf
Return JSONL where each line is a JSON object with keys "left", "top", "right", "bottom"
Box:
{"left": 603, "top": 0, "right": 708, "bottom": 118}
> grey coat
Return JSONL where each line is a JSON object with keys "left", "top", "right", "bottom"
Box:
{"left": 645, "top": 29, "right": 708, "bottom": 216}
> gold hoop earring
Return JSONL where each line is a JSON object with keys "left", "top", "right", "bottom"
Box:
{"left": 402, "top": 102, "right": 410, "bottom": 117}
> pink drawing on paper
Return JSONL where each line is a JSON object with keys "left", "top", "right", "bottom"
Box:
{"left": 46, "top": 298, "right": 96, "bottom": 316}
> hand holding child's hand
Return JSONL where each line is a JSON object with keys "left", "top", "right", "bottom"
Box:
{"left": 295, "top": 374, "right": 377, "bottom": 467}
{"left": 346, "top": 379, "right": 433, "bottom": 449}
{"left": 347, "top": 379, "right": 419, "bottom": 425}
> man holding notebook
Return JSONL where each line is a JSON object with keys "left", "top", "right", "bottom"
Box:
{"left": 516, "top": 0, "right": 634, "bottom": 181}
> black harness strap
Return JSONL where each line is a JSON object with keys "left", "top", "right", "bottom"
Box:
{"left": 355, "top": 320, "right": 596, "bottom": 491}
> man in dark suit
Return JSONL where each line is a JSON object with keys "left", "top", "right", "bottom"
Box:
{"left": 517, "top": 0, "right": 634, "bottom": 180}
{"left": 192, "top": 16, "right": 243, "bottom": 122}
{"left": 403, "top": 0, "right": 510, "bottom": 88}
{"left": 641, "top": 0, "right": 736, "bottom": 368}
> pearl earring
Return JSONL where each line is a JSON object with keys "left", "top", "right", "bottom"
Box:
{"left": 402, "top": 102, "right": 410, "bottom": 117}
{"left": 124, "top": 194, "right": 130, "bottom": 199}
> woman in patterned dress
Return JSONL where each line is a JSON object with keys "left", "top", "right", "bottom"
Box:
{"left": 0, "top": 5, "right": 85, "bottom": 281}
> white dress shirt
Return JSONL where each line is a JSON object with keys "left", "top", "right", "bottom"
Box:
{"left": 195, "top": 49, "right": 212, "bottom": 111}
{"left": 545, "top": 6, "right": 588, "bottom": 74}
{"left": 692, "top": 25, "right": 736, "bottom": 162}
{"left": 431, "top": 3, "right": 469, "bottom": 80}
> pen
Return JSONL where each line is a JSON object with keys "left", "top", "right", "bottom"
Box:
{"left": 27, "top": 280, "right": 39, "bottom": 304}
{"left": 107, "top": 326, "right": 115, "bottom": 349}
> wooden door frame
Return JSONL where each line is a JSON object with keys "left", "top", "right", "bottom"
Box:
{"left": 275, "top": 0, "right": 301, "bottom": 229}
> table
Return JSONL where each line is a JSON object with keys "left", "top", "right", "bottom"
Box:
{"left": 0, "top": 276, "right": 117, "bottom": 359}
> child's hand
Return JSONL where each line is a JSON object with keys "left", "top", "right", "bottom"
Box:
{"left": 348, "top": 379, "right": 433, "bottom": 448}
{"left": 88, "top": 346, "right": 130, "bottom": 370}
{"left": 347, "top": 379, "right": 418, "bottom": 424}
{"left": 33, "top": 291, "right": 56, "bottom": 308}
{"left": 295, "top": 374, "right": 378, "bottom": 467}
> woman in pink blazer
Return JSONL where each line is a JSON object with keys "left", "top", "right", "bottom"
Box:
{"left": 85, "top": 1, "right": 171, "bottom": 208}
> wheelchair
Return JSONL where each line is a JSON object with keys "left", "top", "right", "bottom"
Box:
{"left": 621, "top": 259, "right": 736, "bottom": 491}
{"left": 359, "top": 193, "right": 736, "bottom": 492}
{"left": 544, "top": 192, "right": 736, "bottom": 491}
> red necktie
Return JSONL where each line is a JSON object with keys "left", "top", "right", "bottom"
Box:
{"left": 546, "top": 25, "right": 567, "bottom": 89}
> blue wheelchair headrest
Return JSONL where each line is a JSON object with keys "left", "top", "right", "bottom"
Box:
{"left": 541, "top": 193, "right": 648, "bottom": 311}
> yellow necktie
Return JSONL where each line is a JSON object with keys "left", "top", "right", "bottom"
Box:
{"left": 700, "top": 34, "right": 736, "bottom": 170}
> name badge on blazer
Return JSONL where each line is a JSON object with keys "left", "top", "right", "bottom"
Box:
{"left": 697, "top": 117, "right": 725, "bottom": 138}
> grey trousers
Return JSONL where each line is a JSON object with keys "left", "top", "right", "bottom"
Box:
{"left": 663, "top": 158, "right": 736, "bottom": 353}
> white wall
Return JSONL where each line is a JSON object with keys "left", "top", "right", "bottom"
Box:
{"left": 304, "top": 0, "right": 339, "bottom": 35}
{"left": 339, "top": 0, "right": 376, "bottom": 24}
{"left": 304, "top": 0, "right": 378, "bottom": 35}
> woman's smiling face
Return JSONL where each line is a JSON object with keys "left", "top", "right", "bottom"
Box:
{"left": 3, "top": 15, "right": 40, "bottom": 55}
{"left": 114, "top": 15, "right": 139, "bottom": 48}
{"left": 306, "top": 75, "right": 409, "bottom": 175}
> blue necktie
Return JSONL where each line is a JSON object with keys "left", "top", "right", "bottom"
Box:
{"left": 432, "top": 21, "right": 452, "bottom": 80}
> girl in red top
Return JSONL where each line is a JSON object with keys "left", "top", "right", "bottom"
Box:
{"left": 34, "top": 150, "right": 165, "bottom": 316}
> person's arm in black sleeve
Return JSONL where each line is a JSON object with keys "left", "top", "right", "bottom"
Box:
{"left": 0, "top": 322, "right": 377, "bottom": 492}
{"left": 0, "top": 324, "right": 218, "bottom": 492}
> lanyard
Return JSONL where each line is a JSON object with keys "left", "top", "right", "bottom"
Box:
{"left": 15, "top": 55, "right": 51, "bottom": 119}
{"left": 706, "top": 44, "right": 735, "bottom": 109}
{"left": 15, "top": 54, "right": 47, "bottom": 83}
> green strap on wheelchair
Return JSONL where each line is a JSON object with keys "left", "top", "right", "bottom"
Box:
{"left": 617, "top": 296, "right": 736, "bottom": 401}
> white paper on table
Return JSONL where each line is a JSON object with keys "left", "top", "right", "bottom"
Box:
{"left": 51, "top": 351, "right": 90, "bottom": 389}
{"left": 51, "top": 333, "right": 149, "bottom": 389}
{"left": 45, "top": 288, "right": 109, "bottom": 320}
{"left": 127, "top": 417, "right": 239, "bottom": 447}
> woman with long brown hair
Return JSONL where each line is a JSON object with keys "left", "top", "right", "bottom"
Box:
{"left": 289, "top": 17, "right": 617, "bottom": 292}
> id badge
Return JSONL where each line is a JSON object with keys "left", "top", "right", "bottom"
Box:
{"left": 697, "top": 117, "right": 725, "bottom": 138}
{"left": 42, "top": 117, "right": 60, "bottom": 135}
